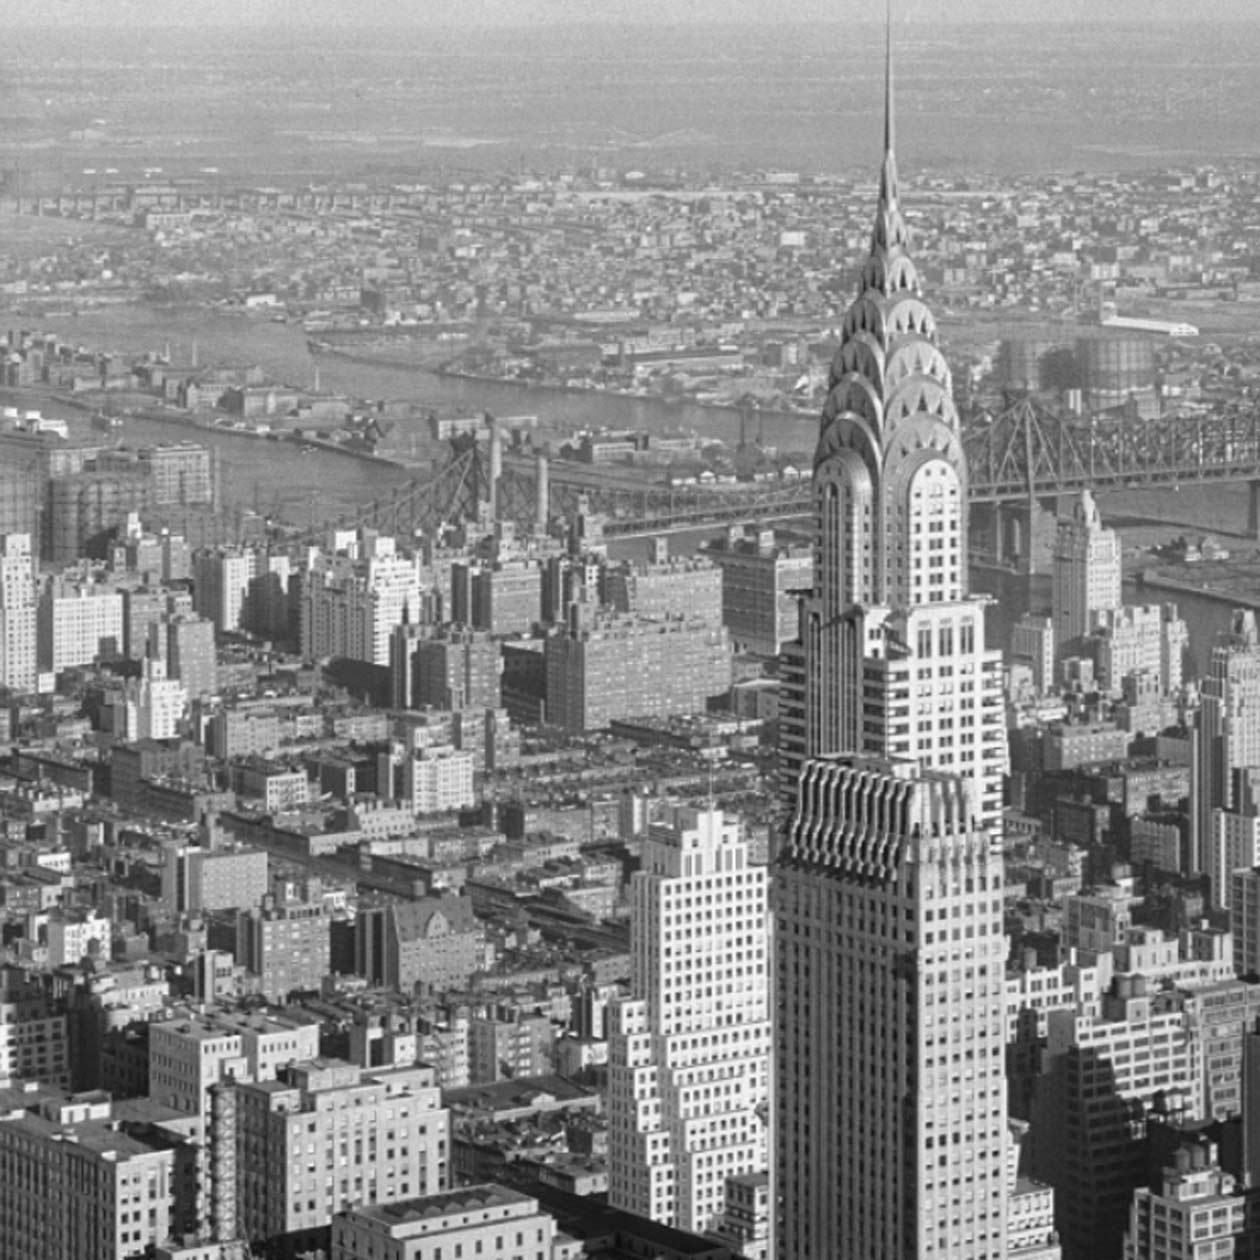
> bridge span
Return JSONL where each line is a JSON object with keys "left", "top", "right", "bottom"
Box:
{"left": 301, "top": 396, "right": 1260, "bottom": 567}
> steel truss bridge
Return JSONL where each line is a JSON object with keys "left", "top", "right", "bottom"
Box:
{"left": 303, "top": 397, "right": 1260, "bottom": 547}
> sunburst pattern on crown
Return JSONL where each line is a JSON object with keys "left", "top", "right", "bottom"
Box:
{"left": 810, "top": 11, "right": 968, "bottom": 615}
{"left": 814, "top": 119, "right": 961, "bottom": 477}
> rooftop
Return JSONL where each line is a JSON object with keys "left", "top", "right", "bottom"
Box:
{"left": 354, "top": 1183, "right": 534, "bottom": 1225}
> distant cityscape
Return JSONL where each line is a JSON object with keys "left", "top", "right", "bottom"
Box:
{"left": 6, "top": 15, "right": 1260, "bottom": 1260}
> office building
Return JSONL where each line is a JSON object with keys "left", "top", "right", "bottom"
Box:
{"left": 0, "top": 462, "right": 39, "bottom": 547}
{"left": 330, "top": 1185, "right": 555, "bottom": 1260}
{"left": 1051, "top": 491, "right": 1122, "bottom": 653}
{"left": 1195, "top": 611, "right": 1260, "bottom": 876}
{"left": 234, "top": 1060, "right": 448, "bottom": 1247}
{"left": 469, "top": 1011, "right": 555, "bottom": 1085}
{"left": 711, "top": 1172, "right": 771, "bottom": 1260}
{"left": 206, "top": 706, "right": 283, "bottom": 759}
{"left": 0, "top": 1087, "right": 187, "bottom": 1260}
{"left": 161, "top": 843, "right": 269, "bottom": 914}
{"left": 608, "top": 807, "right": 769, "bottom": 1236}
{"left": 605, "top": 547, "right": 723, "bottom": 626}
{"left": 36, "top": 577, "right": 124, "bottom": 672}
{"left": 0, "top": 968, "right": 71, "bottom": 1087}
{"left": 355, "top": 896, "right": 485, "bottom": 994}
{"left": 1206, "top": 766, "right": 1260, "bottom": 910}
{"left": 394, "top": 746, "right": 476, "bottom": 815}
{"left": 788, "top": 55, "right": 1007, "bottom": 835}
{"left": 235, "top": 876, "right": 333, "bottom": 1001}
{"left": 302, "top": 542, "right": 424, "bottom": 666}
{"left": 1231, "top": 867, "right": 1260, "bottom": 978}
{"left": 0, "top": 532, "right": 36, "bottom": 691}
{"left": 545, "top": 605, "right": 731, "bottom": 733}
{"left": 1122, "top": 1138, "right": 1244, "bottom": 1260}
{"left": 390, "top": 616, "right": 429, "bottom": 709}
{"left": 147, "top": 1008, "right": 321, "bottom": 1124}
{"left": 452, "top": 559, "right": 543, "bottom": 636}
{"left": 1011, "top": 614, "right": 1055, "bottom": 696}
{"left": 243, "top": 550, "right": 293, "bottom": 640}
{"left": 1177, "top": 978, "right": 1260, "bottom": 1121}
{"left": 1090, "top": 603, "right": 1187, "bottom": 696}
{"left": 193, "top": 548, "right": 256, "bottom": 634}
{"left": 120, "top": 654, "right": 187, "bottom": 740}
{"left": 167, "top": 615, "right": 218, "bottom": 699}
{"left": 139, "top": 442, "right": 215, "bottom": 508}
{"left": 1028, "top": 981, "right": 1202, "bottom": 1260}
{"left": 709, "top": 527, "right": 812, "bottom": 656}
{"left": 776, "top": 757, "right": 1009, "bottom": 1259}
{"left": 46, "top": 907, "right": 109, "bottom": 966}
{"left": 121, "top": 585, "right": 168, "bottom": 659}
{"left": 415, "top": 627, "right": 502, "bottom": 711}
{"left": 46, "top": 467, "right": 152, "bottom": 563}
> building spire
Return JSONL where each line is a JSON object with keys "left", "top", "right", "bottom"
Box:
{"left": 884, "top": 0, "right": 894, "bottom": 157}
{"left": 878, "top": 0, "right": 899, "bottom": 207}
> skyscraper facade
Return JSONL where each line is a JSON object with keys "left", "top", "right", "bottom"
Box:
{"left": 0, "top": 532, "right": 36, "bottom": 692}
{"left": 792, "top": 68, "right": 1005, "bottom": 835}
{"left": 608, "top": 807, "right": 770, "bottom": 1236}
{"left": 1194, "top": 611, "right": 1260, "bottom": 876}
{"left": 776, "top": 758, "right": 1009, "bottom": 1258}
{"left": 775, "top": 39, "right": 1014, "bottom": 1259}
{"left": 1051, "top": 490, "right": 1122, "bottom": 654}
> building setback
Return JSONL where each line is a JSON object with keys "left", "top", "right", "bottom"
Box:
{"left": 608, "top": 806, "right": 769, "bottom": 1236}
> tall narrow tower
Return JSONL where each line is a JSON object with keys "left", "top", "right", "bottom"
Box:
{"left": 776, "top": 14, "right": 1013, "bottom": 1259}
{"left": 1050, "top": 489, "right": 1121, "bottom": 654}
{"left": 798, "top": 10, "right": 1006, "bottom": 834}
{"left": 1194, "top": 609, "right": 1260, "bottom": 875}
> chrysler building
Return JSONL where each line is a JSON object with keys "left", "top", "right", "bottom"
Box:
{"left": 775, "top": 15, "right": 1019, "bottom": 1259}
{"left": 793, "top": 19, "right": 1006, "bottom": 834}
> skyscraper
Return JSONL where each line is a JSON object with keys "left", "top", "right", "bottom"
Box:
{"left": 1194, "top": 611, "right": 1260, "bottom": 876}
{"left": 775, "top": 27, "right": 1014, "bottom": 1259}
{"left": 1050, "top": 490, "right": 1121, "bottom": 655}
{"left": 793, "top": 32, "right": 1005, "bottom": 835}
{"left": 608, "top": 807, "right": 770, "bottom": 1237}
{"left": 0, "top": 532, "right": 36, "bottom": 692}
{"left": 776, "top": 757, "right": 1009, "bottom": 1258}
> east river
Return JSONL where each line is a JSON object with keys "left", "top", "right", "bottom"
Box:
{"left": 5, "top": 302, "right": 1254, "bottom": 665}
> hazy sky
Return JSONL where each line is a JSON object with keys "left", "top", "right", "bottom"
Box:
{"left": 6, "top": 0, "right": 1258, "bottom": 26}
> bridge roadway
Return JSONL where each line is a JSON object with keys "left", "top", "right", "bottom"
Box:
{"left": 319, "top": 397, "right": 1260, "bottom": 543}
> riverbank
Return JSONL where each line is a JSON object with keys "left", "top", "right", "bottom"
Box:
{"left": 313, "top": 335, "right": 813, "bottom": 436}
{"left": 42, "top": 386, "right": 430, "bottom": 474}
{"left": 1139, "top": 561, "right": 1260, "bottom": 611}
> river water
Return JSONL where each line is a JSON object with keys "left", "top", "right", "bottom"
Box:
{"left": 7, "top": 302, "right": 1253, "bottom": 665}
{"left": 10, "top": 304, "right": 813, "bottom": 522}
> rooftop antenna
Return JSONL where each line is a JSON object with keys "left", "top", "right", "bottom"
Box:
{"left": 884, "top": 0, "right": 895, "bottom": 159}
{"left": 877, "top": 0, "right": 900, "bottom": 213}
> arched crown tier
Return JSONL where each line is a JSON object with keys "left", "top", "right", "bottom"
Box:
{"left": 811, "top": 20, "right": 969, "bottom": 611}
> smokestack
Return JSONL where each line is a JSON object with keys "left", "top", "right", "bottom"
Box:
{"left": 535, "top": 451, "right": 549, "bottom": 531}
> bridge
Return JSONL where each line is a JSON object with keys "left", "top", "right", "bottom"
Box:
{"left": 302, "top": 395, "right": 1260, "bottom": 566}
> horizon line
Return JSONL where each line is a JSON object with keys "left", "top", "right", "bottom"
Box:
{"left": 3, "top": 14, "right": 1255, "bottom": 28}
